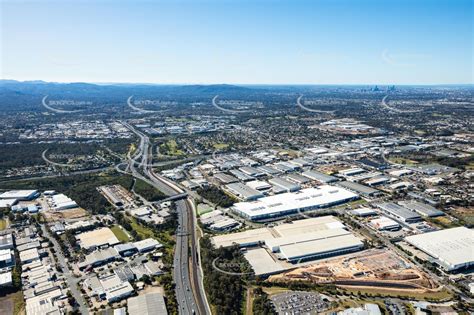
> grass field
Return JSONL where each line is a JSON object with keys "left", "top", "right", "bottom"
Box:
{"left": 388, "top": 157, "right": 418, "bottom": 165}
{"left": 341, "top": 287, "right": 453, "bottom": 301}
{"left": 197, "top": 203, "right": 213, "bottom": 216}
{"left": 0, "top": 219, "right": 7, "bottom": 230}
{"left": 110, "top": 225, "right": 131, "bottom": 242}
{"left": 13, "top": 291, "right": 24, "bottom": 315}
{"left": 213, "top": 143, "right": 229, "bottom": 150}
{"left": 160, "top": 139, "right": 184, "bottom": 156}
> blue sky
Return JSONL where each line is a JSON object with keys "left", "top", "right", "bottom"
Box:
{"left": 1, "top": 0, "right": 472, "bottom": 84}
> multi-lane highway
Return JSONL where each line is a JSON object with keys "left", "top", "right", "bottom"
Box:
{"left": 122, "top": 121, "right": 209, "bottom": 315}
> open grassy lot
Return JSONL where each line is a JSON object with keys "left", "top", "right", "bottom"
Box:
{"left": 110, "top": 225, "right": 131, "bottom": 242}
{"left": 160, "top": 139, "right": 184, "bottom": 156}
{"left": 197, "top": 203, "right": 213, "bottom": 216}
{"left": 340, "top": 287, "right": 453, "bottom": 301}
{"left": 213, "top": 143, "right": 229, "bottom": 150}
{"left": 0, "top": 219, "right": 7, "bottom": 230}
{"left": 388, "top": 157, "right": 418, "bottom": 165}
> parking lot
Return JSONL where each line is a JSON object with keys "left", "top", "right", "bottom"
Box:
{"left": 270, "top": 291, "right": 331, "bottom": 315}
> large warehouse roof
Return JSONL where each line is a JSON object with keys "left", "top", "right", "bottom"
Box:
{"left": 280, "top": 234, "right": 363, "bottom": 262}
{"left": 0, "top": 190, "right": 38, "bottom": 200}
{"left": 376, "top": 202, "right": 421, "bottom": 222}
{"left": 76, "top": 227, "right": 120, "bottom": 250}
{"left": 405, "top": 227, "right": 474, "bottom": 271}
{"left": 232, "top": 185, "right": 358, "bottom": 220}
{"left": 127, "top": 292, "right": 168, "bottom": 315}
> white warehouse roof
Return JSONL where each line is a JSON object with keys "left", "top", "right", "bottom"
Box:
{"left": 232, "top": 185, "right": 358, "bottom": 220}
{"left": 405, "top": 227, "right": 474, "bottom": 271}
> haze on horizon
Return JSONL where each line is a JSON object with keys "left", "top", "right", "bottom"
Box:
{"left": 1, "top": 0, "right": 472, "bottom": 85}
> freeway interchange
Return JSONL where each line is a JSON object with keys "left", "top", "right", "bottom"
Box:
{"left": 121, "top": 121, "right": 210, "bottom": 315}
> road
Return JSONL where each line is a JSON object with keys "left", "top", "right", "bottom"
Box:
{"left": 122, "top": 121, "right": 210, "bottom": 315}
{"left": 41, "top": 225, "right": 89, "bottom": 314}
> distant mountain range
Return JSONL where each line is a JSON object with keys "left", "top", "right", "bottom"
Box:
{"left": 0, "top": 80, "right": 256, "bottom": 111}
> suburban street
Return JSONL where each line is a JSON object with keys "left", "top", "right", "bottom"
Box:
{"left": 41, "top": 225, "right": 89, "bottom": 315}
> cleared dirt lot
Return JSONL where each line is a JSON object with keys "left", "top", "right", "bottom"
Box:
{"left": 269, "top": 249, "right": 438, "bottom": 292}
{"left": 42, "top": 207, "right": 89, "bottom": 221}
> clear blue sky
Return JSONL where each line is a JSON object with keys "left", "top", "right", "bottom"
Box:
{"left": 1, "top": 0, "right": 472, "bottom": 84}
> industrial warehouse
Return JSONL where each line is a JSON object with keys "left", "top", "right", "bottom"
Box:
{"left": 212, "top": 216, "right": 364, "bottom": 276}
{"left": 404, "top": 227, "right": 474, "bottom": 272}
{"left": 231, "top": 185, "right": 359, "bottom": 221}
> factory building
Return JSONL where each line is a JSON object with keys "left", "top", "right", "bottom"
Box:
{"left": 370, "top": 216, "right": 400, "bottom": 231}
{"left": 405, "top": 227, "right": 474, "bottom": 271}
{"left": 376, "top": 202, "right": 421, "bottom": 223}
{"left": 223, "top": 182, "right": 264, "bottom": 201}
{"left": 0, "top": 190, "right": 39, "bottom": 201}
{"left": 279, "top": 233, "right": 363, "bottom": 262}
{"left": 397, "top": 200, "right": 445, "bottom": 217}
{"left": 232, "top": 186, "right": 358, "bottom": 221}
{"left": 337, "top": 181, "right": 381, "bottom": 197}
{"left": 127, "top": 292, "right": 168, "bottom": 315}
{"left": 212, "top": 216, "right": 364, "bottom": 269}
{"left": 213, "top": 173, "right": 238, "bottom": 185}
{"left": 50, "top": 194, "right": 78, "bottom": 211}
{"left": 133, "top": 238, "right": 161, "bottom": 253}
{"left": 301, "top": 170, "right": 338, "bottom": 183}
{"left": 268, "top": 177, "right": 301, "bottom": 193}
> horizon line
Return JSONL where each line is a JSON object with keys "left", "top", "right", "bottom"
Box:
{"left": 1, "top": 78, "right": 473, "bottom": 87}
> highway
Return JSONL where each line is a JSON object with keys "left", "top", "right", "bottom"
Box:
{"left": 122, "top": 121, "right": 210, "bottom": 315}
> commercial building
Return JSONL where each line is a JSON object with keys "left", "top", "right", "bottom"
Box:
{"left": 224, "top": 182, "right": 264, "bottom": 201}
{"left": 246, "top": 180, "right": 272, "bottom": 191}
{"left": 114, "top": 243, "right": 138, "bottom": 257}
{"left": 229, "top": 169, "right": 253, "bottom": 181}
{"left": 133, "top": 238, "right": 161, "bottom": 253}
{"left": 19, "top": 248, "right": 40, "bottom": 264}
{"left": 0, "top": 249, "right": 14, "bottom": 269}
{"left": 376, "top": 202, "right": 421, "bottom": 223}
{"left": 214, "top": 216, "right": 363, "bottom": 272}
{"left": 0, "top": 190, "right": 39, "bottom": 200}
{"left": 397, "top": 201, "right": 445, "bottom": 217}
{"left": 127, "top": 292, "right": 168, "bottom": 315}
{"left": 0, "top": 234, "right": 14, "bottom": 250}
{"left": 337, "top": 181, "right": 380, "bottom": 197}
{"left": 405, "top": 227, "right": 474, "bottom": 271}
{"left": 0, "top": 271, "right": 12, "bottom": 287}
{"left": 50, "top": 193, "right": 77, "bottom": 210}
{"left": 370, "top": 217, "right": 400, "bottom": 231}
{"left": 286, "top": 173, "right": 311, "bottom": 185}
{"left": 240, "top": 166, "right": 265, "bottom": 177}
{"left": 78, "top": 247, "right": 121, "bottom": 270}
{"left": 350, "top": 207, "right": 377, "bottom": 217}
{"left": 76, "top": 227, "right": 120, "bottom": 250}
{"left": 232, "top": 186, "right": 358, "bottom": 221}
{"left": 278, "top": 233, "right": 363, "bottom": 262}
{"left": 268, "top": 177, "right": 301, "bottom": 193}
{"left": 301, "top": 170, "right": 338, "bottom": 183}
{"left": 100, "top": 274, "right": 134, "bottom": 302}
{"left": 213, "top": 173, "right": 238, "bottom": 185}
{"left": 257, "top": 165, "right": 281, "bottom": 176}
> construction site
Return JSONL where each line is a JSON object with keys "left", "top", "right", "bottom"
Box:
{"left": 269, "top": 249, "right": 439, "bottom": 293}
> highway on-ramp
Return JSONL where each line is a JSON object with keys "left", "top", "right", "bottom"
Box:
{"left": 122, "top": 121, "right": 210, "bottom": 315}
